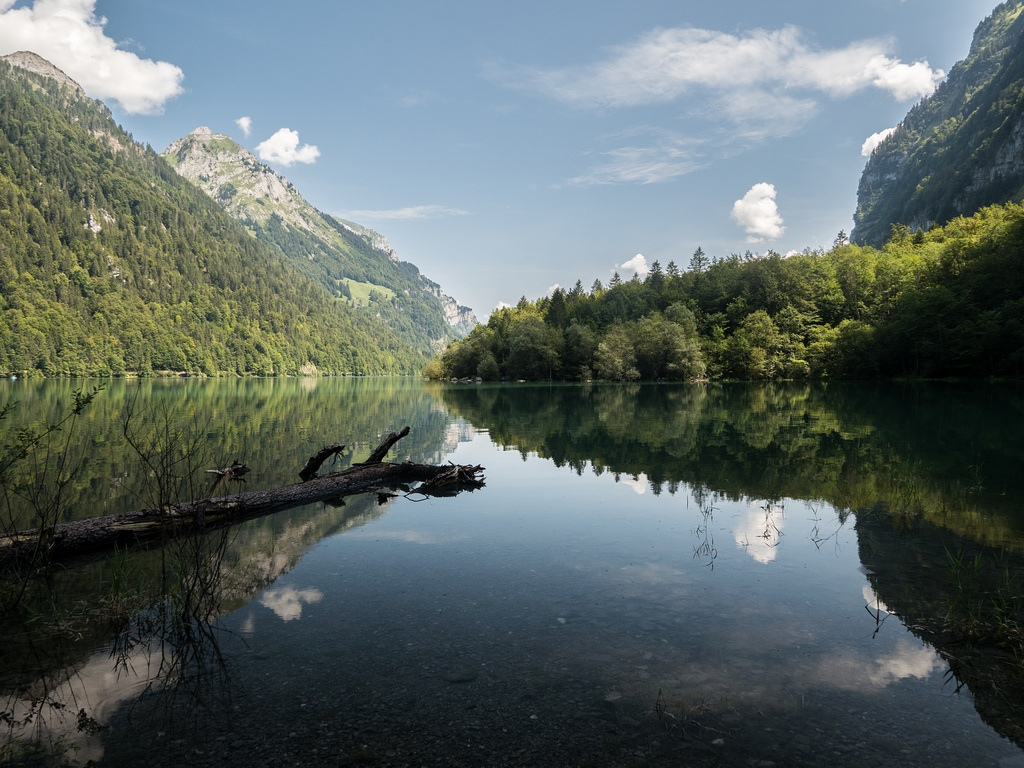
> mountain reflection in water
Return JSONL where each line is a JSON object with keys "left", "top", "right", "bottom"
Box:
{"left": 1, "top": 379, "right": 1023, "bottom": 767}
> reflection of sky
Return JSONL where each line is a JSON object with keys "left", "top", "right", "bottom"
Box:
{"left": 353, "top": 530, "right": 439, "bottom": 544}
{"left": 259, "top": 585, "right": 324, "bottom": 621}
{"left": 56, "top": 423, "right": 1018, "bottom": 765}
{"left": 732, "top": 499, "right": 786, "bottom": 563}
{"left": 3, "top": 640, "right": 172, "bottom": 764}
{"left": 863, "top": 584, "right": 891, "bottom": 614}
{"left": 619, "top": 473, "right": 649, "bottom": 495}
{"left": 16, "top": 382, "right": 1024, "bottom": 767}
{"left": 811, "top": 638, "right": 941, "bottom": 691}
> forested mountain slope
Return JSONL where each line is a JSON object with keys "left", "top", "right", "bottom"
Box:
{"left": 162, "top": 128, "right": 476, "bottom": 356}
{"left": 853, "top": 1, "right": 1024, "bottom": 245}
{"left": 0, "top": 54, "right": 424, "bottom": 376}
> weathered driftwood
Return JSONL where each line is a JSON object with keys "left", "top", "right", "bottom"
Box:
{"left": 0, "top": 427, "right": 483, "bottom": 568}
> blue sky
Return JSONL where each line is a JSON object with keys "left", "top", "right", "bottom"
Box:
{"left": 0, "top": 0, "right": 1002, "bottom": 318}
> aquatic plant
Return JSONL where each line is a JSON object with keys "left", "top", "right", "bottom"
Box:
{"left": 945, "top": 546, "right": 1024, "bottom": 666}
{"left": 0, "top": 385, "right": 103, "bottom": 609}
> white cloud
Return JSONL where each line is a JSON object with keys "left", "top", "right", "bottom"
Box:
{"left": 731, "top": 182, "right": 785, "bottom": 241}
{"left": 865, "top": 56, "right": 943, "bottom": 101}
{"left": 492, "top": 25, "right": 942, "bottom": 154}
{"left": 235, "top": 116, "right": 253, "bottom": 137}
{"left": 861, "top": 126, "right": 898, "bottom": 156}
{"left": 546, "top": 283, "right": 562, "bottom": 296}
{"left": 494, "top": 301, "right": 512, "bottom": 312}
{"left": 0, "top": 0, "right": 184, "bottom": 115}
{"left": 620, "top": 253, "right": 649, "bottom": 276}
{"left": 489, "top": 25, "right": 942, "bottom": 186}
{"left": 338, "top": 204, "right": 469, "bottom": 221}
{"left": 495, "top": 25, "right": 942, "bottom": 108}
{"left": 255, "top": 128, "right": 320, "bottom": 167}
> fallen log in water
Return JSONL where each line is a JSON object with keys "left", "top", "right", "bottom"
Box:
{"left": 0, "top": 427, "right": 484, "bottom": 568}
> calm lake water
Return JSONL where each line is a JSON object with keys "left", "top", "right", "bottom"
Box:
{"left": 2, "top": 378, "right": 1024, "bottom": 767}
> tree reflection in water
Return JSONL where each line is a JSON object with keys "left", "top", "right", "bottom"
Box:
{"left": 2, "top": 378, "right": 1024, "bottom": 762}
{"left": 0, "top": 525, "right": 238, "bottom": 763}
{"left": 436, "top": 379, "right": 1024, "bottom": 749}
{"left": 110, "top": 527, "right": 237, "bottom": 734}
{"left": 0, "top": 377, "right": 469, "bottom": 763}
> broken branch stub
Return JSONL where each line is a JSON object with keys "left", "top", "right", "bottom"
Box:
{"left": 362, "top": 426, "right": 411, "bottom": 464}
{"left": 299, "top": 444, "right": 345, "bottom": 481}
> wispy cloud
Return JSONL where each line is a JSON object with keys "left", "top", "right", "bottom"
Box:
{"left": 731, "top": 182, "right": 785, "bottom": 242}
{"left": 564, "top": 131, "right": 707, "bottom": 187}
{"left": 399, "top": 89, "right": 439, "bottom": 107}
{"left": 338, "top": 205, "right": 470, "bottom": 221}
{"left": 255, "top": 128, "right": 320, "bottom": 167}
{"left": 491, "top": 25, "right": 942, "bottom": 108}
{"left": 0, "top": 0, "right": 184, "bottom": 114}
{"left": 489, "top": 25, "right": 942, "bottom": 187}
{"left": 490, "top": 24, "right": 941, "bottom": 166}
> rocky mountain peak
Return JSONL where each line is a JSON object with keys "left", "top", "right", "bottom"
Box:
{"left": 1, "top": 51, "right": 85, "bottom": 96}
{"left": 162, "top": 128, "right": 400, "bottom": 260}
{"left": 162, "top": 128, "right": 477, "bottom": 342}
{"left": 163, "top": 127, "right": 300, "bottom": 226}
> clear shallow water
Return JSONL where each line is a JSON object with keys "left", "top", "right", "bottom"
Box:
{"left": 3, "top": 379, "right": 1024, "bottom": 766}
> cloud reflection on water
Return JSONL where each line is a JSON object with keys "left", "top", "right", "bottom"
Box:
{"left": 259, "top": 586, "right": 324, "bottom": 621}
{"left": 732, "top": 500, "right": 786, "bottom": 563}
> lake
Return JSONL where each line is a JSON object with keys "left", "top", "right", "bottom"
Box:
{"left": 1, "top": 377, "right": 1023, "bottom": 767}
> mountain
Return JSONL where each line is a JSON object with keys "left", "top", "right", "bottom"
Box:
{"left": 0, "top": 53, "right": 425, "bottom": 376}
{"left": 852, "top": 1, "right": 1024, "bottom": 245}
{"left": 161, "top": 128, "right": 476, "bottom": 355}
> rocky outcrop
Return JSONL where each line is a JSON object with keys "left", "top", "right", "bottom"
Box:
{"left": 163, "top": 128, "right": 322, "bottom": 233}
{"left": 163, "top": 129, "right": 417, "bottom": 264}
{"left": 335, "top": 218, "right": 400, "bottom": 262}
{"left": 422, "top": 281, "right": 477, "bottom": 335}
{"left": 1, "top": 51, "right": 85, "bottom": 97}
